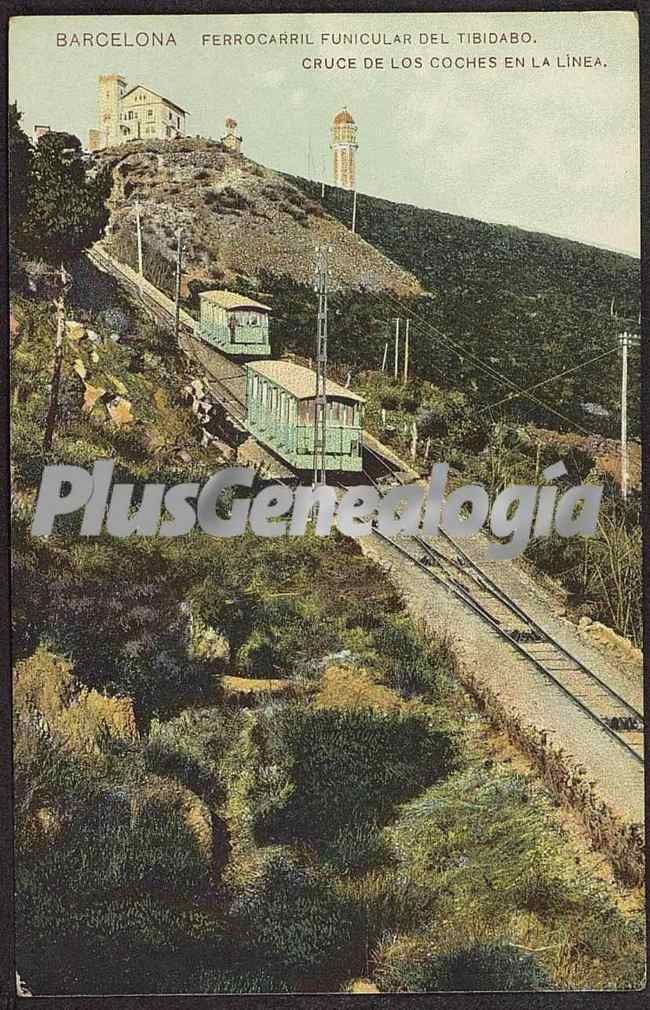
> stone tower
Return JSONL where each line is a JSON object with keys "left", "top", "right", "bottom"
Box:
{"left": 330, "top": 107, "right": 358, "bottom": 191}
{"left": 221, "top": 117, "right": 242, "bottom": 153}
{"left": 98, "top": 74, "right": 126, "bottom": 148}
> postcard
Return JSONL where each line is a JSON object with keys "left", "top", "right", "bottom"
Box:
{"left": 7, "top": 6, "right": 644, "bottom": 997}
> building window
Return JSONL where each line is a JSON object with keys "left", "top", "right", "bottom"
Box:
{"left": 148, "top": 110, "right": 153, "bottom": 118}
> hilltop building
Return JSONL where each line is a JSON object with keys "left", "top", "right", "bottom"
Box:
{"left": 88, "top": 74, "right": 188, "bottom": 151}
{"left": 33, "top": 124, "right": 51, "bottom": 144}
{"left": 330, "top": 107, "right": 358, "bottom": 191}
{"left": 221, "top": 117, "right": 242, "bottom": 153}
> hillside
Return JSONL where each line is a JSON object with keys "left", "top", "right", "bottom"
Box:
{"left": 94, "top": 137, "right": 422, "bottom": 299}
{"left": 291, "top": 178, "right": 641, "bottom": 437}
{"left": 94, "top": 136, "right": 639, "bottom": 436}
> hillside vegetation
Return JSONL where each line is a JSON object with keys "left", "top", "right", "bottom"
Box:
{"left": 11, "top": 289, "right": 644, "bottom": 993}
{"left": 292, "top": 178, "right": 640, "bottom": 437}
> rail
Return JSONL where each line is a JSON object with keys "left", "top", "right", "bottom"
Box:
{"left": 359, "top": 445, "right": 644, "bottom": 768}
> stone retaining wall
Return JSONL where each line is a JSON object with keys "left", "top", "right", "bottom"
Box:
{"left": 460, "top": 667, "right": 645, "bottom": 888}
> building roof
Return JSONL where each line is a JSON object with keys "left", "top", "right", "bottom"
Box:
{"left": 199, "top": 290, "right": 271, "bottom": 312}
{"left": 121, "top": 85, "right": 188, "bottom": 115}
{"left": 246, "top": 359, "right": 364, "bottom": 403}
{"left": 333, "top": 108, "right": 355, "bottom": 125}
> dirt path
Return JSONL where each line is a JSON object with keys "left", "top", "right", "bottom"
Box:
{"left": 360, "top": 532, "right": 645, "bottom": 826}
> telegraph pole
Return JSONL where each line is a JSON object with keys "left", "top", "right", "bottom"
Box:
{"left": 351, "top": 189, "right": 357, "bottom": 234}
{"left": 403, "top": 317, "right": 410, "bottom": 384}
{"left": 393, "top": 318, "right": 400, "bottom": 380}
{"left": 43, "top": 264, "right": 72, "bottom": 452}
{"left": 618, "top": 328, "right": 640, "bottom": 500}
{"left": 135, "top": 199, "right": 143, "bottom": 282}
{"left": 174, "top": 228, "right": 183, "bottom": 346}
{"left": 620, "top": 331, "right": 628, "bottom": 500}
{"left": 313, "top": 247, "right": 330, "bottom": 486}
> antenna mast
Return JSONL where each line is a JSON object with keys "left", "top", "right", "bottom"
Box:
{"left": 313, "top": 247, "right": 330, "bottom": 486}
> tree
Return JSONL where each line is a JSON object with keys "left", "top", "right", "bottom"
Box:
{"left": 17, "top": 129, "right": 112, "bottom": 265}
{"left": 8, "top": 103, "right": 34, "bottom": 251}
{"left": 9, "top": 110, "right": 113, "bottom": 450}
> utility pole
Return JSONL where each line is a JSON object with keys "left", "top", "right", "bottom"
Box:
{"left": 618, "top": 328, "right": 640, "bottom": 500}
{"left": 381, "top": 342, "right": 388, "bottom": 372}
{"left": 351, "top": 189, "right": 357, "bottom": 234}
{"left": 313, "top": 247, "right": 330, "bottom": 486}
{"left": 135, "top": 199, "right": 143, "bottom": 282}
{"left": 410, "top": 421, "right": 418, "bottom": 460}
{"left": 403, "top": 317, "right": 410, "bottom": 384}
{"left": 393, "top": 318, "right": 400, "bottom": 380}
{"left": 43, "top": 264, "right": 72, "bottom": 452}
{"left": 174, "top": 228, "right": 183, "bottom": 346}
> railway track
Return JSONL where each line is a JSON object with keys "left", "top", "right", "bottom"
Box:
{"left": 87, "top": 246, "right": 248, "bottom": 422}
{"left": 358, "top": 452, "right": 644, "bottom": 767}
{"left": 87, "top": 245, "right": 644, "bottom": 767}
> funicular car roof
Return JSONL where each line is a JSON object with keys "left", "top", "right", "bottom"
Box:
{"left": 247, "top": 359, "right": 364, "bottom": 403}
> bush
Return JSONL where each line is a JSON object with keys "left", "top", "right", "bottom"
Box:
{"left": 238, "top": 599, "right": 341, "bottom": 680}
{"left": 245, "top": 705, "right": 458, "bottom": 846}
{"left": 228, "top": 849, "right": 358, "bottom": 979}
{"left": 17, "top": 897, "right": 229, "bottom": 994}
{"left": 17, "top": 784, "right": 209, "bottom": 913}
{"left": 144, "top": 707, "right": 233, "bottom": 804}
{"left": 204, "top": 185, "right": 250, "bottom": 213}
{"left": 344, "top": 868, "right": 439, "bottom": 951}
{"left": 372, "top": 619, "right": 451, "bottom": 699}
{"left": 319, "top": 819, "right": 393, "bottom": 876}
{"left": 374, "top": 939, "right": 552, "bottom": 992}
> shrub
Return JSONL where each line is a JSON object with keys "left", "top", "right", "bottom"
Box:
{"left": 372, "top": 619, "right": 452, "bottom": 699}
{"left": 245, "top": 705, "right": 458, "bottom": 846}
{"left": 228, "top": 849, "right": 358, "bottom": 979}
{"left": 344, "top": 868, "right": 439, "bottom": 952}
{"left": 204, "top": 185, "right": 251, "bottom": 213}
{"left": 17, "top": 784, "right": 209, "bottom": 912}
{"left": 238, "top": 599, "right": 341, "bottom": 680}
{"left": 319, "top": 819, "right": 393, "bottom": 876}
{"left": 16, "top": 897, "right": 229, "bottom": 994}
{"left": 374, "top": 938, "right": 552, "bottom": 992}
{"left": 144, "top": 707, "right": 233, "bottom": 804}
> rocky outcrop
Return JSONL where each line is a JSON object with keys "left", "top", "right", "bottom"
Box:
{"left": 95, "top": 137, "right": 422, "bottom": 296}
{"left": 577, "top": 617, "right": 642, "bottom": 666}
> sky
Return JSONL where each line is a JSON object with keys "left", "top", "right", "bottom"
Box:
{"left": 9, "top": 10, "right": 640, "bottom": 256}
